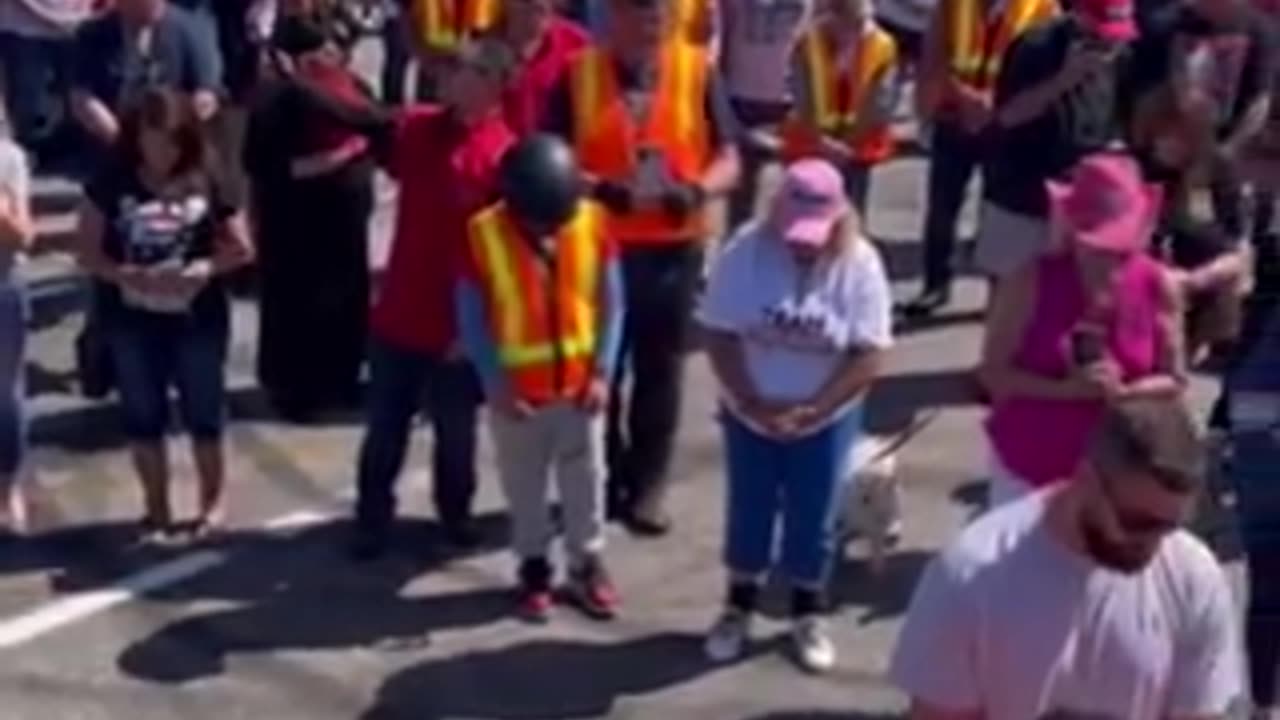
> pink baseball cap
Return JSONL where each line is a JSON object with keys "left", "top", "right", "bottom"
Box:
{"left": 770, "top": 159, "right": 849, "bottom": 247}
{"left": 1046, "top": 153, "right": 1163, "bottom": 254}
{"left": 1075, "top": 0, "right": 1139, "bottom": 41}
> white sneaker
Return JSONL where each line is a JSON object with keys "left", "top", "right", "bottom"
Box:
{"left": 704, "top": 609, "right": 751, "bottom": 663}
{"left": 791, "top": 616, "right": 836, "bottom": 673}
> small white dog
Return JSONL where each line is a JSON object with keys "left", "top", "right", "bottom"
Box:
{"left": 842, "top": 435, "right": 903, "bottom": 575}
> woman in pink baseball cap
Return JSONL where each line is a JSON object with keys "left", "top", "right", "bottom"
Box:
{"left": 697, "top": 158, "right": 893, "bottom": 673}
{"left": 979, "top": 152, "right": 1188, "bottom": 506}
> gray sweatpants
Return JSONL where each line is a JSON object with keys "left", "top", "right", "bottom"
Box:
{"left": 489, "top": 402, "right": 606, "bottom": 567}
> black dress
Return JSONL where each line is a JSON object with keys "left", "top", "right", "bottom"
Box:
{"left": 243, "top": 73, "right": 375, "bottom": 420}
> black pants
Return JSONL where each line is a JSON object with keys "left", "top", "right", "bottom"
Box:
{"left": 606, "top": 243, "right": 702, "bottom": 515}
{"left": 921, "top": 122, "right": 984, "bottom": 293}
{"left": 355, "top": 339, "right": 481, "bottom": 535}
{"left": 727, "top": 98, "right": 791, "bottom": 228}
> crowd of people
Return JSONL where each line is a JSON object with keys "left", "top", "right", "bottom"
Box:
{"left": 0, "top": 0, "right": 1277, "bottom": 716}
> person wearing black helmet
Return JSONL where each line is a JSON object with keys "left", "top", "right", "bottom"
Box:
{"left": 457, "top": 134, "right": 626, "bottom": 622}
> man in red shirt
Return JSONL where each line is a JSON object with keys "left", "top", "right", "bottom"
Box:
{"left": 491, "top": 0, "right": 590, "bottom": 135}
{"left": 352, "top": 38, "right": 517, "bottom": 560}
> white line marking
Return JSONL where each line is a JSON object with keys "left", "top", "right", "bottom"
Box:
{"left": 0, "top": 510, "right": 335, "bottom": 650}
{"left": 0, "top": 551, "right": 224, "bottom": 649}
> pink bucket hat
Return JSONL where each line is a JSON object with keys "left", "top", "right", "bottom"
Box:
{"left": 771, "top": 159, "right": 848, "bottom": 247}
{"left": 1046, "top": 153, "right": 1163, "bottom": 254}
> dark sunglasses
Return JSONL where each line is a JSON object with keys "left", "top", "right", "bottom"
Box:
{"left": 1093, "top": 463, "right": 1184, "bottom": 537}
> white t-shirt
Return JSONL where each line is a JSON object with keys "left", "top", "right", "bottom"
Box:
{"left": 698, "top": 221, "right": 893, "bottom": 411}
{"left": 890, "top": 492, "right": 1242, "bottom": 720}
{"left": 721, "top": 0, "right": 813, "bottom": 102}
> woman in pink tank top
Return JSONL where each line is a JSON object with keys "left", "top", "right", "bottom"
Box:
{"left": 979, "top": 153, "right": 1188, "bottom": 506}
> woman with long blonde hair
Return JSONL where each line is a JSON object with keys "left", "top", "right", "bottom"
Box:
{"left": 699, "top": 158, "right": 892, "bottom": 673}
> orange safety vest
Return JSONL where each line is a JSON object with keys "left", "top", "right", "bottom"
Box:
{"left": 670, "top": 0, "right": 713, "bottom": 45}
{"left": 945, "top": 0, "right": 1055, "bottom": 93}
{"left": 417, "top": 0, "right": 498, "bottom": 52}
{"left": 570, "top": 42, "right": 711, "bottom": 245}
{"left": 782, "top": 27, "right": 898, "bottom": 165}
{"left": 466, "top": 201, "right": 607, "bottom": 405}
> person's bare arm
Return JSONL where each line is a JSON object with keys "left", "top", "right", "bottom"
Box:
{"left": 211, "top": 211, "right": 255, "bottom": 273}
{"left": 1223, "top": 95, "right": 1271, "bottom": 157}
{"left": 908, "top": 701, "right": 984, "bottom": 720}
{"left": 978, "top": 262, "right": 1091, "bottom": 399}
{"left": 192, "top": 89, "right": 220, "bottom": 122}
{"left": 1121, "top": 267, "right": 1187, "bottom": 399}
{"left": 70, "top": 89, "right": 120, "bottom": 144}
{"left": 0, "top": 187, "right": 34, "bottom": 253}
{"left": 703, "top": 327, "right": 762, "bottom": 408}
{"left": 699, "top": 141, "right": 741, "bottom": 197}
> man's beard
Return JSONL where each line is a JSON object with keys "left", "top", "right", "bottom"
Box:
{"left": 1079, "top": 516, "right": 1156, "bottom": 574}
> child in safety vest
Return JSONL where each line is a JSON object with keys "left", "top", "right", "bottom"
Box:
{"left": 780, "top": 0, "right": 900, "bottom": 214}
{"left": 456, "top": 135, "right": 626, "bottom": 623}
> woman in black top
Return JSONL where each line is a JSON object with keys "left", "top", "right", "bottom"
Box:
{"left": 243, "top": 14, "right": 376, "bottom": 421}
{"left": 75, "top": 88, "right": 253, "bottom": 541}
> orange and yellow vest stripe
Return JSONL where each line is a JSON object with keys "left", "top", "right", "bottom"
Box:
{"left": 782, "top": 26, "right": 898, "bottom": 164}
{"left": 466, "top": 201, "right": 608, "bottom": 405}
{"left": 945, "top": 0, "right": 1056, "bottom": 93}
{"left": 569, "top": 41, "right": 711, "bottom": 244}
{"left": 416, "top": 0, "right": 498, "bottom": 52}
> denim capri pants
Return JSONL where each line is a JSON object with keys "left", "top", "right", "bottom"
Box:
{"left": 720, "top": 402, "right": 863, "bottom": 589}
{"left": 0, "top": 283, "right": 26, "bottom": 477}
{"left": 108, "top": 315, "right": 229, "bottom": 441}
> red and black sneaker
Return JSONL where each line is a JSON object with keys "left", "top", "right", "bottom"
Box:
{"left": 516, "top": 557, "right": 554, "bottom": 624}
{"left": 562, "top": 555, "right": 620, "bottom": 621}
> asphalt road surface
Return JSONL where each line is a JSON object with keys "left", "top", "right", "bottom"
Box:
{"left": 0, "top": 40, "right": 1234, "bottom": 720}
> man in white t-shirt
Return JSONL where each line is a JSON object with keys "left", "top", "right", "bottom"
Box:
{"left": 890, "top": 396, "right": 1242, "bottom": 720}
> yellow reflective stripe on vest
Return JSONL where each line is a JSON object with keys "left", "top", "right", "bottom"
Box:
{"left": 668, "top": 42, "right": 696, "bottom": 140}
{"left": 981, "top": 0, "right": 1042, "bottom": 83}
{"left": 472, "top": 209, "right": 525, "bottom": 352}
{"left": 475, "top": 206, "right": 600, "bottom": 368}
{"left": 424, "top": 0, "right": 455, "bottom": 48}
{"left": 568, "top": 205, "right": 601, "bottom": 348}
{"left": 806, "top": 33, "right": 838, "bottom": 130}
{"left": 949, "top": 0, "right": 980, "bottom": 74}
{"left": 573, "top": 49, "right": 603, "bottom": 141}
{"left": 806, "top": 31, "right": 893, "bottom": 131}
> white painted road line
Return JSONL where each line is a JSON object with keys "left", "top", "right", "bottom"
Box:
{"left": 0, "top": 510, "right": 336, "bottom": 650}
{"left": 0, "top": 551, "right": 225, "bottom": 649}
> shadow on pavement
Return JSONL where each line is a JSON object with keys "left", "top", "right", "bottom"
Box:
{"left": 118, "top": 584, "right": 512, "bottom": 685}
{"left": 104, "top": 515, "right": 514, "bottom": 684}
{"left": 829, "top": 550, "right": 932, "bottom": 625}
{"left": 359, "top": 633, "right": 715, "bottom": 720}
{"left": 865, "top": 368, "right": 978, "bottom": 437}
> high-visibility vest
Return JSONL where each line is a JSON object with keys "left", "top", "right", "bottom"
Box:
{"left": 467, "top": 201, "right": 607, "bottom": 405}
{"left": 782, "top": 27, "right": 898, "bottom": 164}
{"left": 945, "top": 0, "right": 1055, "bottom": 93}
{"left": 570, "top": 41, "right": 711, "bottom": 245}
{"left": 671, "top": 0, "right": 713, "bottom": 45}
{"left": 417, "top": 0, "right": 498, "bottom": 52}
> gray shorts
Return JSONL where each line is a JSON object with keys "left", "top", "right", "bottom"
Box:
{"left": 973, "top": 202, "right": 1053, "bottom": 278}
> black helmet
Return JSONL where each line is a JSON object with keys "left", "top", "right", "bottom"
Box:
{"left": 499, "top": 134, "right": 583, "bottom": 233}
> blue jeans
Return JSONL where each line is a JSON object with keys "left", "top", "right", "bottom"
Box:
{"left": 0, "top": 284, "right": 26, "bottom": 476}
{"left": 109, "top": 318, "right": 228, "bottom": 441}
{"left": 355, "top": 339, "right": 482, "bottom": 533}
{"left": 721, "top": 404, "right": 862, "bottom": 588}
{"left": 0, "top": 32, "right": 73, "bottom": 149}
{"left": 1232, "top": 431, "right": 1280, "bottom": 706}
